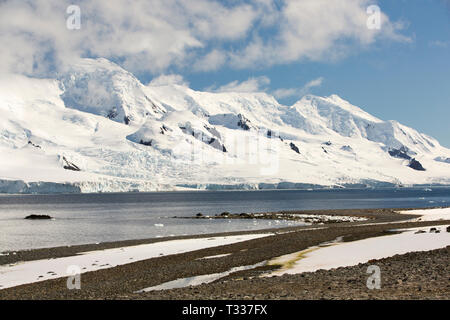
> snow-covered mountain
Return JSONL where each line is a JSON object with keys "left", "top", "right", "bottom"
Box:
{"left": 1, "top": 58, "right": 450, "bottom": 193}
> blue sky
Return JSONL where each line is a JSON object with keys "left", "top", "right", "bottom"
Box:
{"left": 178, "top": 0, "right": 450, "bottom": 147}
{"left": 2, "top": 0, "right": 449, "bottom": 146}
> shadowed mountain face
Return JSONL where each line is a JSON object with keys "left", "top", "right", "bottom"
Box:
{"left": 1, "top": 58, "right": 449, "bottom": 193}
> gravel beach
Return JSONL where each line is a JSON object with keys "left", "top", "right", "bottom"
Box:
{"left": 0, "top": 208, "right": 449, "bottom": 300}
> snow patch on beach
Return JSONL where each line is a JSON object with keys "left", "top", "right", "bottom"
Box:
{"left": 0, "top": 233, "right": 271, "bottom": 290}
{"left": 137, "top": 262, "right": 265, "bottom": 292}
{"left": 267, "top": 225, "right": 450, "bottom": 276}
{"left": 398, "top": 207, "right": 450, "bottom": 222}
{"left": 197, "top": 253, "right": 232, "bottom": 260}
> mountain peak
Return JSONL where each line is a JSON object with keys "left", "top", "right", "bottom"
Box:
{"left": 296, "top": 93, "right": 382, "bottom": 124}
{"left": 59, "top": 58, "right": 165, "bottom": 126}
{"left": 1, "top": 58, "right": 450, "bottom": 192}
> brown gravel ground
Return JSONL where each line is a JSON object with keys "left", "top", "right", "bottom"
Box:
{"left": 0, "top": 208, "right": 449, "bottom": 300}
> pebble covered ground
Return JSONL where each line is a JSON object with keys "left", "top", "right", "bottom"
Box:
{"left": 135, "top": 247, "right": 450, "bottom": 300}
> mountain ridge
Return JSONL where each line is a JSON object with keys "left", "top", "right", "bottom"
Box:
{"left": 1, "top": 58, "right": 449, "bottom": 193}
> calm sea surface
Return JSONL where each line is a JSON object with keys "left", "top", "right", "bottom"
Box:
{"left": 1, "top": 187, "right": 449, "bottom": 252}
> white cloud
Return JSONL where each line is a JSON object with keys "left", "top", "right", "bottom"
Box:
{"left": 207, "top": 76, "right": 270, "bottom": 93}
{"left": 229, "top": 0, "right": 411, "bottom": 69}
{"left": 0, "top": 0, "right": 254, "bottom": 76}
{"left": 208, "top": 75, "right": 323, "bottom": 101}
{"left": 148, "top": 74, "right": 189, "bottom": 87}
{"left": 429, "top": 40, "right": 449, "bottom": 48}
{"left": 193, "top": 49, "right": 227, "bottom": 72}
{"left": 0, "top": 0, "right": 410, "bottom": 76}
{"left": 273, "top": 77, "right": 324, "bottom": 99}
{"left": 271, "top": 88, "right": 298, "bottom": 100}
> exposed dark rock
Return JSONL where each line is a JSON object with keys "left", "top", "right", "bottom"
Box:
{"left": 124, "top": 116, "right": 131, "bottom": 125}
{"left": 106, "top": 108, "right": 118, "bottom": 119}
{"left": 322, "top": 147, "right": 328, "bottom": 154}
{"left": 237, "top": 121, "right": 250, "bottom": 130}
{"left": 28, "top": 141, "right": 41, "bottom": 148}
{"left": 62, "top": 156, "right": 81, "bottom": 171}
{"left": 408, "top": 158, "right": 426, "bottom": 171}
{"left": 389, "top": 146, "right": 412, "bottom": 160}
{"left": 323, "top": 141, "right": 332, "bottom": 146}
{"left": 446, "top": 226, "right": 450, "bottom": 233}
{"left": 207, "top": 137, "right": 227, "bottom": 153}
{"left": 139, "top": 139, "right": 152, "bottom": 146}
{"left": 195, "top": 213, "right": 203, "bottom": 218}
{"left": 160, "top": 126, "right": 167, "bottom": 134}
{"left": 267, "top": 130, "right": 272, "bottom": 138}
{"left": 25, "top": 214, "right": 52, "bottom": 220}
{"left": 180, "top": 125, "right": 226, "bottom": 152}
{"left": 290, "top": 142, "right": 300, "bottom": 154}
{"left": 237, "top": 114, "right": 251, "bottom": 130}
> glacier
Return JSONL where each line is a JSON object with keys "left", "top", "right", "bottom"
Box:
{"left": 1, "top": 58, "right": 450, "bottom": 194}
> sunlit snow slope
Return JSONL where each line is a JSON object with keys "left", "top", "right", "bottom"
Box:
{"left": 1, "top": 58, "right": 449, "bottom": 193}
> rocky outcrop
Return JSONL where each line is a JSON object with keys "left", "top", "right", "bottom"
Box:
{"left": 389, "top": 146, "right": 412, "bottom": 160}
{"left": 62, "top": 156, "right": 81, "bottom": 171}
{"left": 290, "top": 142, "right": 300, "bottom": 154}
{"left": 25, "top": 214, "right": 52, "bottom": 220}
{"left": 27, "top": 141, "right": 41, "bottom": 149}
{"left": 408, "top": 158, "right": 426, "bottom": 171}
{"left": 139, "top": 140, "right": 152, "bottom": 146}
{"left": 237, "top": 114, "right": 251, "bottom": 130}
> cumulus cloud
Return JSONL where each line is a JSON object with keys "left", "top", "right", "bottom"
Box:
{"left": 273, "top": 77, "right": 324, "bottom": 99}
{"left": 207, "top": 75, "right": 324, "bottom": 101}
{"left": 0, "top": 0, "right": 410, "bottom": 77}
{"left": 0, "top": 0, "right": 254, "bottom": 76}
{"left": 193, "top": 49, "right": 227, "bottom": 72}
{"left": 229, "top": 0, "right": 411, "bottom": 69}
{"left": 148, "top": 74, "right": 189, "bottom": 87}
{"left": 207, "top": 76, "right": 270, "bottom": 93}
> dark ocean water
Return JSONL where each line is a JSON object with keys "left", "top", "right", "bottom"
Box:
{"left": 1, "top": 187, "right": 449, "bottom": 251}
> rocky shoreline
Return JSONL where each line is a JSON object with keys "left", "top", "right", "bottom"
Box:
{"left": 177, "top": 210, "right": 370, "bottom": 223}
{"left": 0, "top": 208, "right": 449, "bottom": 300}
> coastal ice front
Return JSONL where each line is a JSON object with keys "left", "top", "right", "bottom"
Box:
{"left": 1, "top": 58, "right": 450, "bottom": 193}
